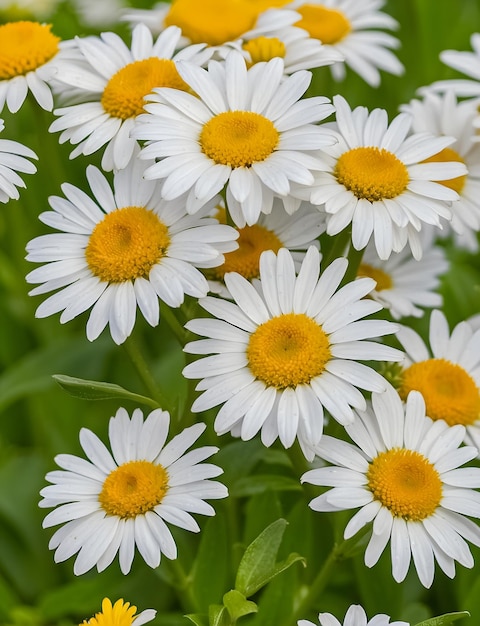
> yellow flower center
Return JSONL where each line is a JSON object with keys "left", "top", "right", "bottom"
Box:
{"left": 243, "top": 36, "right": 286, "bottom": 65}
{"left": 247, "top": 313, "right": 331, "bottom": 388}
{"left": 0, "top": 21, "right": 60, "bottom": 80}
{"left": 295, "top": 5, "right": 351, "bottom": 45}
{"left": 85, "top": 206, "right": 170, "bottom": 283}
{"left": 422, "top": 147, "right": 467, "bottom": 194}
{"left": 399, "top": 358, "right": 480, "bottom": 426}
{"left": 335, "top": 146, "right": 409, "bottom": 202}
{"left": 367, "top": 448, "right": 442, "bottom": 521}
{"left": 80, "top": 598, "right": 138, "bottom": 626}
{"left": 200, "top": 111, "right": 279, "bottom": 168}
{"left": 99, "top": 460, "right": 169, "bottom": 519}
{"left": 357, "top": 263, "right": 393, "bottom": 291}
{"left": 101, "top": 57, "right": 191, "bottom": 120}
{"left": 164, "top": 0, "right": 259, "bottom": 46}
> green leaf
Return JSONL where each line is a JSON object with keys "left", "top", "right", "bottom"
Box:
{"left": 415, "top": 612, "right": 470, "bottom": 626}
{"left": 185, "top": 614, "right": 209, "bottom": 626}
{"left": 52, "top": 374, "right": 159, "bottom": 409}
{"left": 209, "top": 605, "right": 230, "bottom": 626}
{"left": 223, "top": 590, "right": 257, "bottom": 621}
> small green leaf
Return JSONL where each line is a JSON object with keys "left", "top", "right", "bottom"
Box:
{"left": 209, "top": 605, "right": 230, "bottom": 626}
{"left": 185, "top": 614, "right": 209, "bottom": 626}
{"left": 223, "top": 590, "right": 257, "bottom": 621}
{"left": 415, "top": 612, "right": 470, "bottom": 626}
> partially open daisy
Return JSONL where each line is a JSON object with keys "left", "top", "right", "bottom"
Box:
{"left": 299, "top": 604, "right": 409, "bottom": 626}
{"left": 80, "top": 598, "right": 156, "bottom": 626}
{"left": 48, "top": 23, "right": 212, "bottom": 171}
{"left": 26, "top": 154, "right": 238, "bottom": 345}
{"left": 183, "top": 246, "right": 402, "bottom": 460}
{"left": 40, "top": 407, "right": 228, "bottom": 575}
{"left": 395, "top": 309, "right": 480, "bottom": 451}
{"left": 303, "top": 385, "right": 480, "bottom": 588}
{"left": 303, "top": 94, "right": 467, "bottom": 260}
{"left": 133, "top": 50, "right": 335, "bottom": 226}
{"left": 0, "top": 119, "right": 38, "bottom": 203}
{"left": 286, "top": 0, "right": 404, "bottom": 87}
{"left": 0, "top": 20, "right": 63, "bottom": 114}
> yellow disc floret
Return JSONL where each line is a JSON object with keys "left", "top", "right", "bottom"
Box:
{"left": 295, "top": 5, "right": 351, "bottom": 45}
{"left": 367, "top": 448, "right": 442, "bottom": 521}
{"left": 422, "top": 147, "right": 467, "bottom": 194}
{"left": 80, "top": 598, "right": 139, "bottom": 626}
{"left": 243, "top": 36, "right": 287, "bottom": 65}
{"left": 99, "top": 460, "right": 169, "bottom": 519}
{"left": 357, "top": 263, "right": 393, "bottom": 291}
{"left": 200, "top": 111, "right": 279, "bottom": 168}
{"left": 399, "top": 358, "right": 480, "bottom": 426}
{"left": 247, "top": 313, "right": 331, "bottom": 388}
{"left": 335, "top": 146, "right": 409, "bottom": 201}
{"left": 0, "top": 21, "right": 60, "bottom": 80}
{"left": 85, "top": 206, "right": 170, "bottom": 283}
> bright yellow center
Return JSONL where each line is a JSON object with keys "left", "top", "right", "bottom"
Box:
{"left": 367, "top": 448, "right": 442, "bottom": 521}
{"left": 80, "top": 598, "right": 139, "bottom": 626}
{"left": 335, "top": 147, "right": 409, "bottom": 202}
{"left": 295, "top": 5, "right": 351, "bottom": 45}
{"left": 399, "top": 358, "right": 480, "bottom": 426}
{"left": 247, "top": 313, "right": 331, "bottom": 388}
{"left": 99, "top": 460, "right": 169, "bottom": 519}
{"left": 200, "top": 111, "right": 279, "bottom": 168}
{"left": 0, "top": 21, "right": 60, "bottom": 80}
{"left": 357, "top": 263, "right": 393, "bottom": 291}
{"left": 85, "top": 206, "right": 170, "bottom": 283}
{"left": 422, "top": 147, "right": 467, "bottom": 194}
{"left": 101, "top": 57, "right": 191, "bottom": 120}
{"left": 165, "top": 0, "right": 259, "bottom": 46}
{"left": 243, "top": 36, "right": 286, "bottom": 65}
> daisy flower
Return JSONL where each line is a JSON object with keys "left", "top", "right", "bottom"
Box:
{"left": 39, "top": 407, "right": 228, "bottom": 575}
{"left": 395, "top": 309, "right": 480, "bottom": 450}
{"left": 183, "top": 246, "right": 402, "bottom": 460}
{"left": 133, "top": 51, "right": 336, "bottom": 226}
{"left": 48, "top": 23, "right": 212, "bottom": 171}
{"left": 80, "top": 598, "right": 156, "bottom": 626}
{"left": 303, "top": 94, "right": 467, "bottom": 260}
{"left": 357, "top": 234, "right": 448, "bottom": 320}
{"left": 0, "top": 20, "right": 62, "bottom": 114}
{"left": 299, "top": 604, "right": 408, "bottom": 626}
{"left": 286, "top": 0, "right": 404, "bottom": 87}
{"left": 302, "top": 385, "right": 480, "bottom": 588}
{"left": 0, "top": 119, "right": 38, "bottom": 203}
{"left": 25, "top": 154, "right": 238, "bottom": 345}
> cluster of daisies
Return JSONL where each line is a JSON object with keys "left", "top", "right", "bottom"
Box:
{"left": 2, "top": 0, "right": 480, "bottom": 622}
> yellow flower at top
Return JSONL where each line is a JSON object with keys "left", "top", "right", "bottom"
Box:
{"left": 80, "top": 598, "right": 155, "bottom": 626}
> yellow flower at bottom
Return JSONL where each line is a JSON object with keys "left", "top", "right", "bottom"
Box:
{"left": 81, "top": 598, "right": 156, "bottom": 626}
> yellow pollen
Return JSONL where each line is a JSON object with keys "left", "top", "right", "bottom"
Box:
{"left": 247, "top": 313, "right": 331, "bottom": 388}
{"left": 165, "top": 0, "right": 259, "bottom": 46}
{"left": 295, "top": 5, "right": 351, "bottom": 45}
{"left": 357, "top": 263, "right": 393, "bottom": 291}
{"left": 99, "top": 460, "right": 169, "bottom": 519}
{"left": 0, "top": 21, "right": 60, "bottom": 80}
{"left": 399, "top": 358, "right": 480, "bottom": 426}
{"left": 335, "top": 146, "right": 409, "bottom": 202}
{"left": 85, "top": 206, "right": 170, "bottom": 283}
{"left": 80, "top": 598, "right": 138, "bottom": 626}
{"left": 243, "top": 36, "right": 286, "bottom": 65}
{"left": 200, "top": 110, "right": 279, "bottom": 168}
{"left": 367, "top": 448, "right": 442, "bottom": 521}
{"left": 422, "top": 147, "right": 467, "bottom": 194}
{"left": 101, "top": 57, "right": 191, "bottom": 120}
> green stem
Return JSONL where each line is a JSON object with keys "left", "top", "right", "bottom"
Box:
{"left": 156, "top": 557, "right": 199, "bottom": 613}
{"left": 160, "top": 302, "right": 189, "bottom": 346}
{"left": 321, "top": 228, "right": 351, "bottom": 268}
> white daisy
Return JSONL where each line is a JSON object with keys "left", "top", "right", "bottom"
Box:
{"left": 285, "top": 0, "right": 404, "bottom": 87}
{"left": 183, "top": 246, "right": 402, "bottom": 460}
{"left": 302, "top": 384, "right": 480, "bottom": 588}
{"left": 39, "top": 406, "right": 228, "bottom": 575}
{"left": 81, "top": 598, "right": 156, "bottom": 626}
{"left": 25, "top": 154, "right": 238, "bottom": 345}
{"left": 133, "top": 50, "right": 336, "bottom": 227}
{"left": 0, "top": 19, "right": 63, "bottom": 114}
{"left": 301, "top": 94, "right": 467, "bottom": 260}
{"left": 299, "top": 604, "right": 409, "bottom": 626}
{"left": 48, "top": 23, "right": 212, "bottom": 171}
{"left": 395, "top": 309, "right": 480, "bottom": 450}
{"left": 0, "top": 119, "right": 38, "bottom": 203}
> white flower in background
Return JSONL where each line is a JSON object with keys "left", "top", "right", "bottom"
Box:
{"left": 26, "top": 155, "right": 238, "bottom": 345}
{"left": 183, "top": 246, "right": 402, "bottom": 460}
{"left": 80, "top": 598, "right": 156, "bottom": 626}
{"left": 303, "top": 384, "right": 480, "bottom": 588}
{"left": 299, "top": 604, "right": 409, "bottom": 626}
{"left": 0, "top": 0, "right": 60, "bottom": 20}
{"left": 133, "top": 51, "right": 335, "bottom": 226}
{"left": 40, "top": 407, "right": 228, "bottom": 575}
{"left": 0, "top": 119, "right": 38, "bottom": 202}
{"left": 48, "top": 23, "right": 212, "bottom": 171}
{"left": 285, "top": 0, "right": 404, "bottom": 87}
{"left": 73, "top": 0, "right": 126, "bottom": 28}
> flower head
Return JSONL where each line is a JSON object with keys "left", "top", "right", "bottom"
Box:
{"left": 299, "top": 604, "right": 409, "bottom": 626}
{"left": 0, "top": 119, "right": 37, "bottom": 202}
{"left": 80, "top": 598, "right": 156, "bottom": 626}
